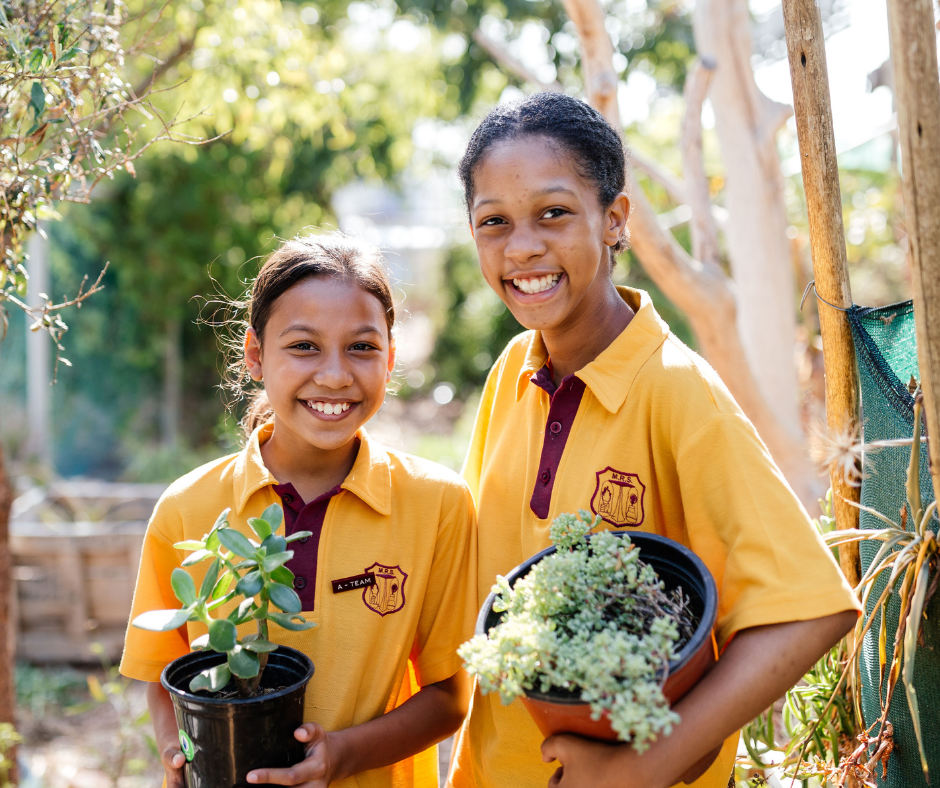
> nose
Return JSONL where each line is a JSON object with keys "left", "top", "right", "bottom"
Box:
{"left": 504, "top": 222, "right": 547, "bottom": 264}
{"left": 313, "top": 348, "right": 354, "bottom": 389}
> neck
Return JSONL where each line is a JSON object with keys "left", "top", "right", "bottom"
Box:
{"left": 260, "top": 423, "right": 360, "bottom": 503}
{"left": 543, "top": 281, "right": 634, "bottom": 384}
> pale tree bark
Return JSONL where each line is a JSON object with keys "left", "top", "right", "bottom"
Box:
{"left": 556, "top": 0, "right": 820, "bottom": 508}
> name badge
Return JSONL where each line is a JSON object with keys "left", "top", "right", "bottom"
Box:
{"left": 331, "top": 572, "right": 376, "bottom": 594}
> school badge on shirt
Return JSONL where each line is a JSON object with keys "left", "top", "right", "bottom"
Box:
{"left": 362, "top": 563, "right": 408, "bottom": 616}
{"left": 591, "top": 467, "right": 646, "bottom": 527}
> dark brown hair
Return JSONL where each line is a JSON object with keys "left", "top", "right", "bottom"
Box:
{"left": 223, "top": 232, "right": 396, "bottom": 436}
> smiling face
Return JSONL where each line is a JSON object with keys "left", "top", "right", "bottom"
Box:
{"left": 244, "top": 276, "right": 394, "bottom": 455}
{"left": 469, "top": 135, "right": 629, "bottom": 334}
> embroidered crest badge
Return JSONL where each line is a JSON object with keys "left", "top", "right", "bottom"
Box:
{"left": 590, "top": 467, "right": 646, "bottom": 527}
{"left": 362, "top": 563, "right": 408, "bottom": 616}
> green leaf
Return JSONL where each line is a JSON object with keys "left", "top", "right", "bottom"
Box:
{"left": 212, "top": 570, "right": 234, "bottom": 600}
{"left": 236, "top": 571, "right": 263, "bottom": 597}
{"left": 248, "top": 517, "right": 272, "bottom": 541}
{"left": 206, "top": 529, "right": 222, "bottom": 553}
{"left": 903, "top": 559, "right": 932, "bottom": 780}
{"left": 207, "top": 618, "right": 237, "bottom": 652}
{"left": 286, "top": 531, "right": 313, "bottom": 543}
{"left": 261, "top": 551, "right": 293, "bottom": 573}
{"left": 28, "top": 49, "right": 43, "bottom": 71}
{"left": 207, "top": 591, "right": 236, "bottom": 611}
{"left": 261, "top": 503, "right": 284, "bottom": 531}
{"left": 261, "top": 534, "right": 287, "bottom": 554}
{"left": 271, "top": 566, "right": 294, "bottom": 586}
{"left": 243, "top": 639, "right": 279, "bottom": 653}
{"left": 227, "top": 645, "right": 260, "bottom": 678}
{"left": 199, "top": 559, "right": 221, "bottom": 600}
{"left": 29, "top": 81, "right": 45, "bottom": 118}
{"left": 174, "top": 540, "right": 206, "bottom": 551}
{"left": 267, "top": 611, "right": 317, "bottom": 632}
{"left": 182, "top": 549, "right": 213, "bottom": 567}
{"left": 171, "top": 568, "right": 197, "bottom": 606}
{"left": 190, "top": 663, "right": 231, "bottom": 693}
{"left": 59, "top": 46, "right": 85, "bottom": 60}
{"left": 228, "top": 597, "right": 255, "bottom": 624}
{"left": 190, "top": 634, "right": 210, "bottom": 650}
{"left": 133, "top": 608, "right": 192, "bottom": 632}
{"left": 267, "top": 582, "right": 302, "bottom": 614}
{"left": 217, "top": 528, "right": 256, "bottom": 558}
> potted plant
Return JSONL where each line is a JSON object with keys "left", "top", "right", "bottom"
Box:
{"left": 132, "top": 504, "right": 316, "bottom": 788}
{"left": 459, "top": 511, "right": 718, "bottom": 750}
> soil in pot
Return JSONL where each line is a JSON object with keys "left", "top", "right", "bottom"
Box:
{"left": 161, "top": 645, "right": 314, "bottom": 788}
{"left": 475, "top": 530, "right": 718, "bottom": 743}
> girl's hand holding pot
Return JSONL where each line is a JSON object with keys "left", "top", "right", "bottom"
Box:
{"left": 159, "top": 745, "right": 186, "bottom": 788}
{"left": 247, "top": 723, "right": 341, "bottom": 788}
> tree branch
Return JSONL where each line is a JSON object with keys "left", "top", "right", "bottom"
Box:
{"left": 471, "top": 29, "right": 563, "bottom": 92}
{"left": 630, "top": 150, "right": 688, "bottom": 206}
{"left": 131, "top": 35, "right": 195, "bottom": 101}
{"left": 680, "top": 56, "right": 721, "bottom": 266}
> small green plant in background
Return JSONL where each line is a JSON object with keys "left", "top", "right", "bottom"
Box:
{"left": 132, "top": 504, "right": 315, "bottom": 697}
{"left": 0, "top": 723, "right": 22, "bottom": 788}
{"left": 459, "top": 511, "right": 694, "bottom": 752}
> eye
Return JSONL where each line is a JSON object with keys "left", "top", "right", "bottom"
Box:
{"left": 350, "top": 342, "right": 378, "bottom": 352}
{"left": 541, "top": 207, "right": 569, "bottom": 220}
{"left": 290, "top": 341, "right": 317, "bottom": 351}
{"left": 479, "top": 216, "right": 507, "bottom": 227}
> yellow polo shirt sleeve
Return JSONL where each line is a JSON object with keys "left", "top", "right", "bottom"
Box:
{"left": 410, "top": 487, "right": 478, "bottom": 687}
{"left": 676, "top": 411, "right": 860, "bottom": 648}
{"left": 121, "top": 495, "right": 191, "bottom": 682}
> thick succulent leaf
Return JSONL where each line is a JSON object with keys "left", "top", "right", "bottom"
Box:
{"left": 190, "top": 663, "right": 231, "bottom": 693}
{"left": 191, "top": 634, "right": 210, "bottom": 650}
{"left": 213, "top": 508, "right": 232, "bottom": 531}
{"left": 182, "top": 549, "right": 214, "bottom": 567}
{"left": 227, "top": 645, "right": 261, "bottom": 678}
{"left": 261, "top": 534, "right": 288, "bottom": 555}
{"left": 248, "top": 517, "right": 272, "bottom": 541}
{"left": 229, "top": 597, "right": 256, "bottom": 624}
{"left": 267, "top": 582, "right": 302, "bottom": 614}
{"left": 170, "top": 569, "right": 197, "bottom": 606}
{"left": 212, "top": 570, "right": 234, "bottom": 600}
{"left": 133, "top": 607, "right": 192, "bottom": 632}
{"left": 206, "top": 530, "right": 222, "bottom": 553}
{"left": 267, "top": 611, "right": 317, "bottom": 632}
{"left": 286, "top": 531, "right": 313, "bottom": 544}
{"left": 200, "top": 559, "right": 221, "bottom": 601}
{"left": 271, "top": 566, "right": 294, "bottom": 586}
{"left": 261, "top": 551, "right": 294, "bottom": 573}
{"left": 217, "top": 528, "right": 256, "bottom": 559}
{"left": 208, "top": 618, "right": 237, "bottom": 652}
{"left": 232, "top": 559, "right": 259, "bottom": 571}
{"left": 236, "top": 571, "right": 264, "bottom": 598}
{"left": 174, "top": 540, "right": 206, "bottom": 551}
{"left": 243, "top": 639, "right": 279, "bottom": 653}
{"left": 261, "top": 503, "right": 284, "bottom": 531}
{"left": 207, "top": 591, "right": 237, "bottom": 611}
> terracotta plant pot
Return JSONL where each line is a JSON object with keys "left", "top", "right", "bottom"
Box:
{"left": 161, "top": 645, "right": 314, "bottom": 788}
{"left": 476, "top": 531, "right": 718, "bottom": 741}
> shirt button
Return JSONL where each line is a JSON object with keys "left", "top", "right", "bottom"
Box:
{"left": 283, "top": 494, "right": 293, "bottom": 504}
{"left": 549, "top": 421, "right": 562, "bottom": 434}
{"left": 540, "top": 469, "right": 551, "bottom": 484}
{"left": 294, "top": 576, "right": 307, "bottom": 589}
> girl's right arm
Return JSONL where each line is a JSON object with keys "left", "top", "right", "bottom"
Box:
{"left": 148, "top": 681, "right": 186, "bottom": 788}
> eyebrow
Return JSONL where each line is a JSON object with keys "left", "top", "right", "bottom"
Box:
{"left": 473, "top": 185, "right": 579, "bottom": 210}
{"left": 279, "top": 324, "right": 384, "bottom": 338}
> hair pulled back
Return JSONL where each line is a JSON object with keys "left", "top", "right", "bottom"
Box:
{"left": 223, "top": 231, "right": 395, "bottom": 436}
{"left": 459, "top": 92, "right": 629, "bottom": 254}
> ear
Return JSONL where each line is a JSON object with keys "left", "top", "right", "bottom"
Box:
{"left": 244, "top": 327, "right": 264, "bottom": 381}
{"left": 603, "top": 193, "right": 631, "bottom": 248}
{"left": 387, "top": 336, "right": 397, "bottom": 382}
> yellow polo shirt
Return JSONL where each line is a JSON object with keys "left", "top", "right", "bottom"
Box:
{"left": 121, "top": 424, "right": 477, "bottom": 788}
{"left": 450, "top": 287, "right": 859, "bottom": 788}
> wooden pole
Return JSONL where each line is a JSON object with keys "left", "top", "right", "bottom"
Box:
{"left": 782, "top": 0, "right": 861, "bottom": 585}
{"left": 886, "top": 0, "right": 940, "bottom": 501}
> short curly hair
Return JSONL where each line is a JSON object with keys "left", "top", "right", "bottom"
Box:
{"left": 458, "top": 92, "right": 629, "bottom": 254}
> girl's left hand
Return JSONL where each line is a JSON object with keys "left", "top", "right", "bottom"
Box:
{"left": 247, "top": 723, "right": 341, "bottom": 787}
{"left": 541, "top": 734, "right": 667, "bottom": 788}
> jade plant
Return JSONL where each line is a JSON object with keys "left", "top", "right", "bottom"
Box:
{"left": 133, "top": 505, "right": 315, "bottom": 697}
{"left": 459, "top": 511, "right": 695, "bottom": 751}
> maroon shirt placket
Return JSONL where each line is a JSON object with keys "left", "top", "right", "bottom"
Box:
{"left": 272, "top": 482, "right": 342, "bottom": 611}
{"left": 529, "top": 364, "right": 586, "bottom": 519}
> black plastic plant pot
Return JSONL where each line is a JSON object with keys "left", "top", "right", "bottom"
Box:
{"left": 161, "top": 645, "right": 314, "bottom": 788}
{"left": 476, "top": 531, "right": 718, "bottom": 741}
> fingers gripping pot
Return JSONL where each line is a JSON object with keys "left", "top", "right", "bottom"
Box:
{"left": 476, "top": 531, "right": 718, "bottom": 741}
{"left": 161, "top": 646, "right": 314, "bottom": 788}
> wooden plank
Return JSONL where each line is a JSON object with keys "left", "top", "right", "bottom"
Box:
{"left": 886, "top": 0, "right": 940, "bottom": 498}
{"left": 782, "top": 0, "right": 861, "bottom": 585}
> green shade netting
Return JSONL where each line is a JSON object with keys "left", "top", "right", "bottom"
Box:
{"left": 848, "top": 301, "right": 939, "bottom": 787}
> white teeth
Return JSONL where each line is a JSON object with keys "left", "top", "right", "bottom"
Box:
{"left": 325, "top": 403, "right": 335, "bottom": 415}
{"left": 308, "top": 401, "right": 351, "bottom": 414}
{"left": 513, "top": 274, "right": 560, "bottom": 294}
{"left": 315, "top": 402, "right": 324, "bottom": 412}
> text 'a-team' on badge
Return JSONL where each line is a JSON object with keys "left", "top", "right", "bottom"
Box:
{"left": 362, "top": 563, "right": 408, "bottom": 616}
{"left": 590, "top": 467, "right": 646, "bottom": 527}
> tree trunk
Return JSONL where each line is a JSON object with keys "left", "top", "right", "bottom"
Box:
{"left": 886, "top": 0, "right": 940, "bottom": 499}
{"left": 561, "top": 0, "right": 821, "bottom": 508}
{"left": 0, "top": 440, "right": 17, "bottom": 783}
{"left": 693, "top": 0, "right": 803, "bottom": 442}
